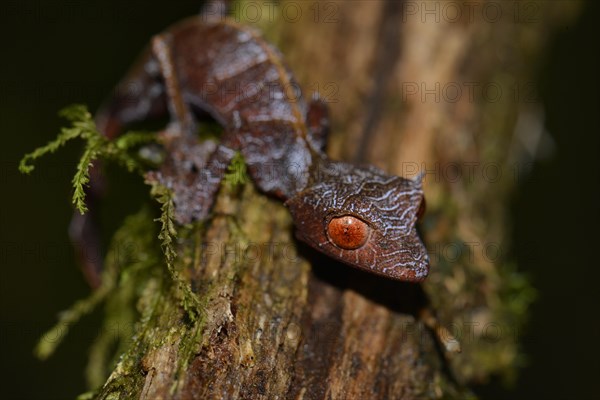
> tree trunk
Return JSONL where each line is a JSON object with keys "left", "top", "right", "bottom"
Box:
{"left": 91, "top": 1, "right": 580, "bottom": 399}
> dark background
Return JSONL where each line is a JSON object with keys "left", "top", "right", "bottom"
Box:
{"left": 1, "top": 1, "right": 598, "bottom": 399}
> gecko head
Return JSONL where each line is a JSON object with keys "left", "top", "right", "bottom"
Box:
{"left": 285, "top": 161, "right": 429, "bottom": 282}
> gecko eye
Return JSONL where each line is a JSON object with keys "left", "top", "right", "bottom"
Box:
{"left": 417, "top": 196, "right": 426, "bottom": 220}
{"left": 326, "top": 215, "right": 370, "bottom": 250}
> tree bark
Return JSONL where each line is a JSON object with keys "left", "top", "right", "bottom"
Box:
{"left": 91, "top": 1, "right": 580, "bottom": 399}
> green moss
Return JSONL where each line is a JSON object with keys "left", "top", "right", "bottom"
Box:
{"left": 20, "top": 104, "right": 219, "bottom": 396}
{"left": 86, "top": 207, "right": 162, "bottom": 387}
{"left": 19, "top": 105, "right": 92, "bottom": 174}
{"left": 149, "top": 182, "right": 202, "bottom": 321}
{"left": 494, "top": 263, "right": 537, "bottom": 384}
{"left": 20, "top": 105, "right": 156, "bottom": 213}
{"left": 224, "top": 151, "right": 249, "bottom": 189}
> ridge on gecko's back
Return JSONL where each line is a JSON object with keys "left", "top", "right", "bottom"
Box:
{"left": 82, "top": 3, "right": 430, "bottom": 282}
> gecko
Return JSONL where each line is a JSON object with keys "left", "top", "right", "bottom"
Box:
{"left": 75, "top": 2, "right": 429, "bottom": 283}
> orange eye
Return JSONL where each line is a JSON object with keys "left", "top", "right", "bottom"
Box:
{"left": 327, "top": 215, "right": 370, "bottom": 250}
{"left": 417, "top": 196, "right": 426, "bottom": 220}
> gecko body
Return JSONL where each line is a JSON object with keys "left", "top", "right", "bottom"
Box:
{"left": 91, "top": 8, "right": 429, "bottom": 282}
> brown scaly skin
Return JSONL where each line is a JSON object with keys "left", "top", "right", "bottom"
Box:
{"left": 77, "top": 5, "right": 429, "bottom": 284}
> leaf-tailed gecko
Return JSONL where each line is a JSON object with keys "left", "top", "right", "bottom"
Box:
{"left": 88, "top": 4, "right": 429, "bottom": 282}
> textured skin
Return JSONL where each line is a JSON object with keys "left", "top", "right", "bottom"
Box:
{"left": 286, "top": 157, "right": 428, "bottom": 281}
{"left": 94, "top": 15, "right": 429, "bottom": 282}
